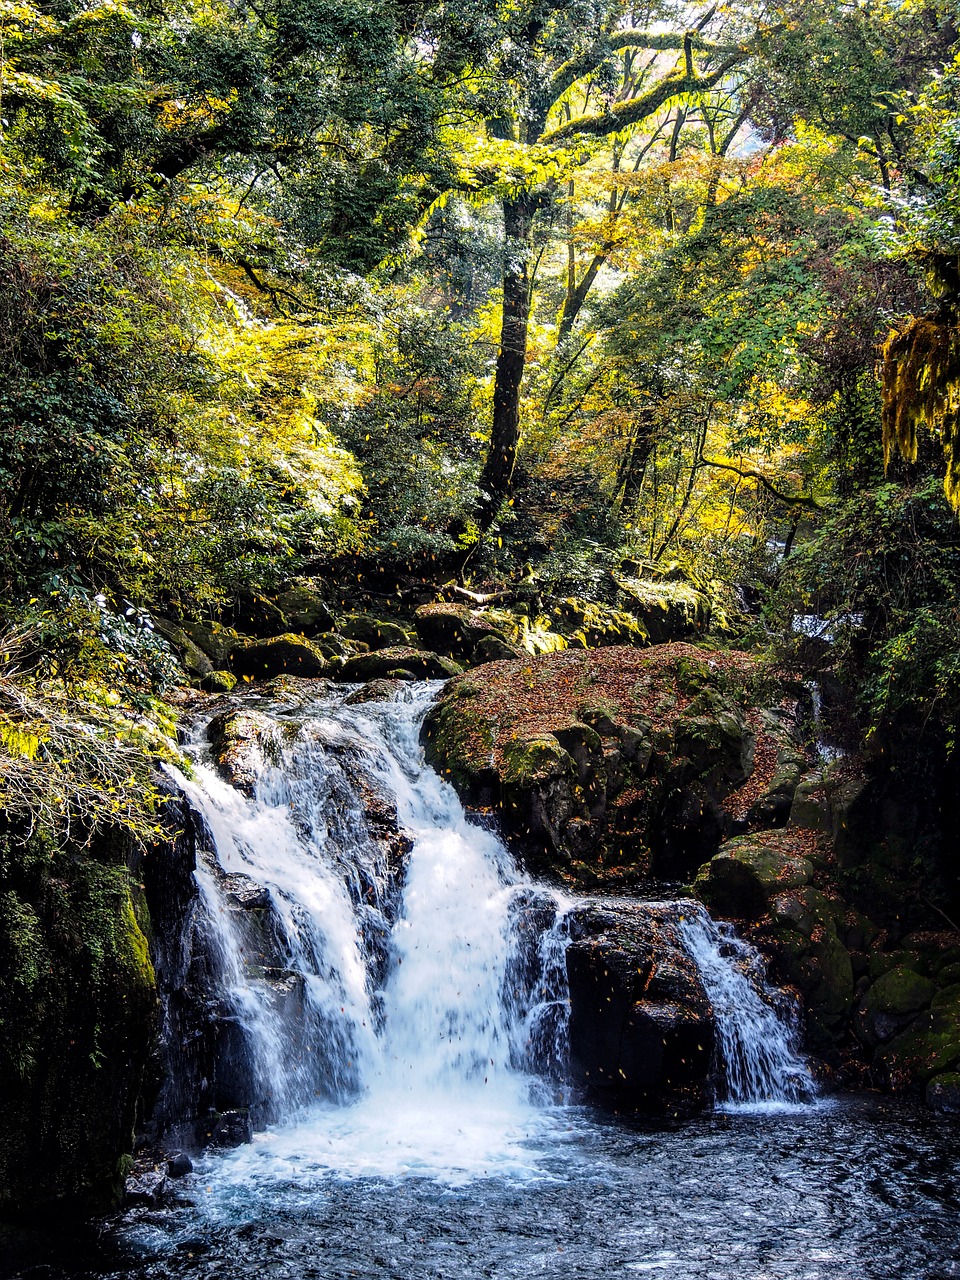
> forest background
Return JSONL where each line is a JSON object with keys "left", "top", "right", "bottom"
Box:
{"left": 2, "top": 0, "right": 960, "bottom": 828}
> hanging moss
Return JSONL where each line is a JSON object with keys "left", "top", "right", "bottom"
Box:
{"left": 881, "top": 301, "right": 960, "bottom": 512}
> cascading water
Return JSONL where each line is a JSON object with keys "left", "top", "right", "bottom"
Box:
{"left": 679, "top": 905, "right": 816, "bottom": 1108}
{"left": 155, "top": 680, "right": 816, "bottom": 1185}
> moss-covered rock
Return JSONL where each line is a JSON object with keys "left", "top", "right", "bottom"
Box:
{"left": 926, "top": 1072, "right": 960, "bottom": 1113}
{"left": 272, "top": 581, "right": 334, "bottom": 634}
{"left": 854, "top": 966, "right": 937, "bottom": 1047}
{"left": 422, "top": 643, "right": 792, "bottom": 884}
{"left": 337, "top": 647, "right": 462, "bottom": 682}
{"left": 0, "top": 826, "right": 157, "bottom": 1214}
{"left": 228, "top": 634, "right": 329, "bottom": 680}
{"left": 199, "top": 670, "right": 237, "bottom": 694}
{"left": 207, "top": 710, "right": 280, "bottom": 793}
{"left": 337, "top": 614, "right": 413, "bottom": 650}
{"left": 693, "top": 831, "right": 816, "bottom": 919}
{"left": 879, "top": 995, "right": 960, "bottom": 1086}
{"left": 413, "top": 603, "right": 503, "bottom": 660}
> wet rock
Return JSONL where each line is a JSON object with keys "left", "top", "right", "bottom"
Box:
{"left": 343, "top": 679, "right": 406, "bottom": 706}
{"left": 124, "top": 1167, "right": 168, "bottom": 1207}
{"left": 337, "top": 647, "right": 462, "bottom": 682}
{"left": 565, "top": 902, "right": 713, "bottom": 1110}
{"left": 550, "top": 597, "right": 648, "bottom": 648}
{"left": 926, "top": 1072, "right": 960, "bottom": 1113}
{"left": 208, "top": 1110, "right": 253, "bottom": 1148}
{"left": 166, "top": 1152, "right": 193, "bottom": 1178}
{"left": 413, "top": 603, "right": 504, "bottom": 660}
{"left": 228, "top": 634, "right": 329, "bottom": 680}
{"left": 207, "top": 709, "right": 280, "bottom": 793}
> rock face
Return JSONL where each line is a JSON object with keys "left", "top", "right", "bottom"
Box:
{"left": 0, "top": 822, "right": 157, "bottom": 1214}
{"left": 565, "top": 902, "right": 714, "bottom": 1110}
{"left": 422, "top": 643, "right": 794, "bottom": 884}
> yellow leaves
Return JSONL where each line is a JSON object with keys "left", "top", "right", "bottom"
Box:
{"left": 0, "top": 717, "right": 47, "bottom": 761}
{"left": 158, "top": 89, "right": 238, "bottom": 132}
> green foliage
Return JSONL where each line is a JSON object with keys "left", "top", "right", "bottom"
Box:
{"left": 769, "top": 479, "right": 960, "bottom": 744}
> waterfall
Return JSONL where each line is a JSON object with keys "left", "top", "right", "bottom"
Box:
{"left": 153, "top": 681, "right": 815, "bottom": 1174}
{"left": 678, "top": 904, "right": 816, "bottom": 1108}
{"left": 158, "top": 683, "right": 571, "bottom": 1177}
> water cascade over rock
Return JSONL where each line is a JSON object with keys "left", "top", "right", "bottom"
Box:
{"left": 142, "top": 681, "right": 816, "bottom": 1170}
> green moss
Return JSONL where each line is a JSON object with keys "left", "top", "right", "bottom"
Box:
{"left": 501, "top": 736, "right": 573, "bottom": 785}
{"left": 881, "top": 998, "right": 960, "bottom": 1084}
{"left": 866, "top": 966, "right": 937, "bottom": 1017}
{"left": 0, "top": 826, "right": 157, "bottom": 1213}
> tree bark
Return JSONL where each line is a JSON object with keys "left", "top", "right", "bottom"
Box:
{"left": 475, "top": 195, "right": 536, "bottom": 530}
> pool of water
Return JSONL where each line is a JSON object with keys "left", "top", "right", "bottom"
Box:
{"left": 5, "top": 1094, "right": 960, "bottom": 1280}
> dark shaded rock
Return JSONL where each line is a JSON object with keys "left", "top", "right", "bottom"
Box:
{"left": 151, "top": 617, "right": 214, "bottom": 678}
{"left": 338, "top": 614, "right": 413, "bottom": 650}
{"left": 694, "top": 832, "right": 815, "bottom": 920}
{"left": 854, "top": 966, "right": 937, "bottom": 1047}
{"left": 927, "top": 1072, "right": 960, "bottom": 1113}
{"left": 879, "top": 995, "right": 960, "bottom": 1086}
{"left": 124, "top": 1168, "right": 168, "bottom": 1207}
{"left": 473, "top": 635, "right": 524, "bottom": 663}
{"left": 565, "top": 902, "right": 713, "bottom": 1110}
{"left": 343, "top": 679, "right": 406, "bottom": 705}
{"left": 208, "top": 1110, "right": 253, "bottom": 1148}
{"left": 414, "top": 603, "right": 503, "bottom": 659}
{"left": 337, "top": 647, "right": 462, "bottom": 682}
{"left": 166, "top": 1152, "right": 193, "bottom": 1178}
{"left": 0, "top": 823, "right": 157, "bottom": 1214}
{"left": 273, "top": 582, "right": 334, "bottom": 633}
{"left": 179, "top": 621, "right": 246, "bottom": 668}
{"left": 231, "top": 591, "right": 289, "bottom": 638}
{"left": 228, "top": 634, "right": 328, "bottom": 680}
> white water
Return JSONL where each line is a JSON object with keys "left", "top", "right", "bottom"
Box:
{"left": 678, "top": 905, "right": 816, "bottom": 1109}
{"left": 167, "top": 682, "right": 815, "bottom": 1188}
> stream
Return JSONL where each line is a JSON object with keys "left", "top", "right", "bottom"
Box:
{"left": 4, "top": 683, "right": 960, "bottom": 1280}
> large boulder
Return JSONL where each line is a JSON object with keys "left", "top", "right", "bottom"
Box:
{"left": 337, "top": 614, "right": 414, "bottom": 650}
{"left": 228, "top": 634, "right": 329, "bottom": 680}
{"left": 336, "top": 647, "right": 462, "bottom": 682}
{"left": 565, "top": 901, "right": 714, "bottom": 1110}
{"left": 693, "top": 831, "right": 816, "bottom": 919}
{"left": 272, "top": 581, "right": 334, "bottom": 634}
{"left": 207, "top": 710, "right": 281, "bottom": 793}
{"left": 422, "top": 644, "right": 784, "bottom": 884}
{"left": 413, "top": 603, "right": 504, "bottom": 660}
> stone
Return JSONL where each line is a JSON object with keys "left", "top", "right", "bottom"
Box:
{"left": 124, "top": 1167, "right": 168, "bottom": 1207}
{"left": 879, "top": 996, "right": 960, "bottom": 1086}
{"left": 927, "top": 1072, "right": 960, "bottom": 1113}
{"left": 228, "top": 634, "right": 328, "bottom": 680}
{"left": 179, "top": 621, "right": 245, "bottom": 667}
{"left": 693, "top": 832, "right": 814, "bottom": 920}
{"left": 337, "top": 614, "right": 413, "bottom": 650}
{"left": 337, "top": 647, "right": 462, "bottom": 682}
{"left": 272, "top": 582, "right": 334, "bottom": 633}
{"left": 207, "top": 710, "right": 280, "bottom": 793}
{"left": 414, "top": 602, "right": 504, "bottom": 659}
{"left": 208, "top": 1109, "right": 253, "bottom": 1148}
{"left": 166, "top": 1152, "right": 193, "bottom": 1178}
{"left": 151, "top": 617, "right": 214, "bottom": 677}
{"left": 198, "top": 670, "right": 237, "bottom": 694}
{"left": 343, "top": 679, "right": 406, "bottom": 706}
{"left": 854, "top": 966, "right": 937, "bottom": 1047}
{"left": 472, "top": 634, "right": 523, "bottom": 663}
{"left": 565, "top": 902, "right": 713, "bottom": 1110}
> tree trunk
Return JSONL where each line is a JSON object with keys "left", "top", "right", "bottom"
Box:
{"left": 475, "top": 195, "right": 535, "bottom": 531}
